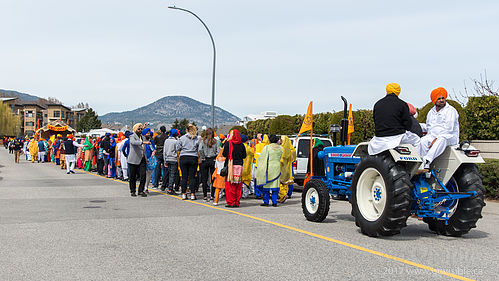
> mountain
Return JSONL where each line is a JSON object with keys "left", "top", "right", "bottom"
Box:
{"left": 99, "top": 96, "right": 240, "bottom": 127}
{"left": 0, "top": 89, "right": 44, "bottom": 103}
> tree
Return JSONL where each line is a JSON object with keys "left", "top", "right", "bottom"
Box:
{"left": 464, "top": 96, "right": 499, "bottom": 140}
{"left": 269, "top": 115, "right": 297, "bottom": 135}
{"left": 246, "top": 119, "right": 271, "bottom": 137}
{"left": 229, "top": 125, "right": 248, "bottom": 136}
{"left": 350, "top": 110, "right": 374, "bottom": 144}
{"left": 47, "top": 97, "right": 62, "bottom": 104}
{"left": 171, "top": 119, "right": 180, "bottom": 129}
{"left": 179, "top": 118, "right": 189, "bottom": 130}
{"left": 450, "top": 71, "right": 499, "bottom": 140}
{"left": 452, "top": 70, "right": 498, "bottom": 106}
{"left": 72, "top": 102, "right": 88, "bottom": 109}
{"left": 76, "top": 108, "right": 102, "bottom": 132}
{"left": 0, "top": 101, "right": 20, "bottom": 136}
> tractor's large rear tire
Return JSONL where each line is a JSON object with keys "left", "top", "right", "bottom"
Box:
{"left": 423, "top": 164, "right": 485, "bottom": 237}
{"left": 302, "top": 179, "right": 330, "bottom": 222}
{"left": 350, "top": 153, "right": 412, "bottom": 237}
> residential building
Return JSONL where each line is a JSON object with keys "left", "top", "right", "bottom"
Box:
{"left": 47, "top": 104, "right": 72, "bottom": 127}
{"left": 71, "top": 108, "right": 87, "bottom": 126}
{"left": 0, "top": 97, "right": 18, "bottom": 111}
{"left": 22, "top": 104, "right": 45, "bottom": 136}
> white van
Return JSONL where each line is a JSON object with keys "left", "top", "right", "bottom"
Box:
{"left": 290, "top": 136, "right": 333, "bottom": 186}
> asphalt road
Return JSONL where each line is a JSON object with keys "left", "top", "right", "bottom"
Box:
{"left": 1, "top": 149, "right": 498, "bottom": 281}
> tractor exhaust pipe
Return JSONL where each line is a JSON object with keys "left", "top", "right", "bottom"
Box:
{"left": 341, "top": 96, "right": 348, "bottom": 119}
{"left": 340, "top": 96, "right": 348, "bottom": 146}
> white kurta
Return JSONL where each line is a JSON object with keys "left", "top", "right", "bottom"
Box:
{"left": 420, "top": 103, "right": 459, "bottom": 165}
{"left": 368, "top": 131, "right": 421, "bottom": 155}
{"left": 117, "top": 140, "right": 128, "bottom": 170}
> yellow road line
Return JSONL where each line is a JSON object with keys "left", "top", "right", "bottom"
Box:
{"left": 81, "top": 170, "right": 474, "bottom": 281}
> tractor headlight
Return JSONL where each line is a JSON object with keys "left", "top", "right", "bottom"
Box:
{"left": 459, "top": 141, "right": 471, "bottom": 151}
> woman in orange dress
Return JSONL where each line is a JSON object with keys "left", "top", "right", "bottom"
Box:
{"left": 211, "top": 146, "right": 226, "bottom": 206}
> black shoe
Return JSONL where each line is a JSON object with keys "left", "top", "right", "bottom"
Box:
{"left": 225, "top": 204, "right": 233, "bottom": 208}
{"left": 167, "top": 190, "right": 177, "bottom": 195}
{"left": 70, "top": 170, "right": 75, "bottom": 174}
{"left": 138, "top": 192, "right": 147, "bottom": 197}
{"left": 260, "top": 203, "right": 269, "bottom": 207}
{"left": 233, "top": 205, "right": 239, "bottom": 208}
{"left": 160, "top": 187, "right": 166, "bottom": 191}
{"left": 272, "top": 203, "right": 278, "bottom": 207}
{"left": 131, "top": 193, "right": 137, "bottom": 197}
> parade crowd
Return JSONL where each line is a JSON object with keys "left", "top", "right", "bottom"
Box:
{"left": 3, "top": 124, "right": 297, "bottom": 208}
{"left": 3, "top": 83, "right": 457, "bottom": 208}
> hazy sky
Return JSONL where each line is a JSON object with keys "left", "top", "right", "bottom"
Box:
{"left": 1, "top": 0, "right": 498, "bottom": 119}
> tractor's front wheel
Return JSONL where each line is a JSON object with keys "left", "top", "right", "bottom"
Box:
{"left": 350, "top": 153, "right": 412, "bottom": 237}
{"left": 423, "top": 164, "right": 485, "bottom": 236}
{"left": 302, "top": 179, "right": 330, "bottom": 222}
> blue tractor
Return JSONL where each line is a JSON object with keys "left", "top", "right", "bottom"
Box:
{"left": 301, "top": 97, "right": 486, "bottom": 237}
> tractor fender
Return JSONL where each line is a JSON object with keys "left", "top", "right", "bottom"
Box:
{"left": 431, "top": 145, "right": 485, "bottom": 186}
{"left": 353, "top": 142, "right": 422, "bottom": 176}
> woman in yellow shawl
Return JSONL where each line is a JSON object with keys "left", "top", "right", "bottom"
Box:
{"left": 256, "top": 134, "right": 283, "bottom": 206}
{"left": 241, "top": 134, "right": 254, "bottom": 198}
{"left": 28, "top": 138, "right": 38, "bottom": 163}
{"left": 253, "top": 134, "right": 269, "bottom": 199}
{"left": 278, "top": 136, "right": 296, "bottom": 203}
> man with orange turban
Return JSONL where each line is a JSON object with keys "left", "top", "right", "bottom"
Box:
{"left": 420, "top": 87, "right": 459, "bottom": 169}
{"left": 368, "top": 83, "right": 421, "bottom": 155}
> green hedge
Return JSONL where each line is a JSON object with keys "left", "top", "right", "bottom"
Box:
{"left": 464, "top": 96, "right": 499, "bottom": 140}
{"left": 477, "top": 159, "right": 499, "bottom": 199}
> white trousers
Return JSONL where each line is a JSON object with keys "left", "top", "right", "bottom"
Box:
{"left": 420, "top": 135, "right": 457, "bottom": 165}
{"left": 122, "top": 167, "right": 129, "bottom": 180}
{"left": 116, "top": 166, "right": 123, "bottom": 178}
{"left": 38, "top": 151, "right": 45, "bottom": 162}
{"left": 145, "top": 170, "right": 153, "bottom": 190}
{"left": 65, "top": 154, "right": 76, "bottom": 173}
{"left": 368, "top": 131, "right": 421, "bottom": 156}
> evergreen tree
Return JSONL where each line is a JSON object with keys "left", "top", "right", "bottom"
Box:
{"left": 76, "top": 108, "right": 102, "bottom": 132}
{"left": 179, "top": 118, "right": 189, "bottom": 129}
{"left": 172, "top": 118, "right": 180, "bottom": 129}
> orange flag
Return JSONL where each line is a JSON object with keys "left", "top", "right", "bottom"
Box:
{"left": 347, "top": 104, "right": 354, "bottom": 145}
{"left": 297, "top": 101, "right": 314, "bottom": 178}
{"left": 298, "top": 101, "right": 313, "bottom": 136}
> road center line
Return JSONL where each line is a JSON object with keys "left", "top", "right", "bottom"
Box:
{"left": 81, "top": 170, "right": 474, "bottom": 281}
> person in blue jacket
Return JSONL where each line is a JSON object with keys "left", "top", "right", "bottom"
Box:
{"left": 142, "top": 128, "right": 156, "bottom": 193}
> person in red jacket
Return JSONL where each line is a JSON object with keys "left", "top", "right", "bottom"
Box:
{"left": 222, "top": 130, "right": 246, "bottom": 208}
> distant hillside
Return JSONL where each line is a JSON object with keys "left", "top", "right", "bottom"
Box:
{"left": 0, "top": 89, "right": 45, "bottom": 103}
{"left": 99, "top": 96, "right": 240, "bottom": 127}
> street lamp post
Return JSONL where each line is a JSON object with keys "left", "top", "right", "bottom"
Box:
{"left": 168, "top": 6, "right": 216, "bottom": 129}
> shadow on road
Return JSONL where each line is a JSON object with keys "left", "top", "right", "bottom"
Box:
{"left": 377, "top": 223, "right": 490, "bottom": 241}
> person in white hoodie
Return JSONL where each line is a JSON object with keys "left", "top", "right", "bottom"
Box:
{"left": 176, "top": 124, "right": 200, "bottom": 200}
{"left": 163, "top": 129, "right": 179, "bottom": 195}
